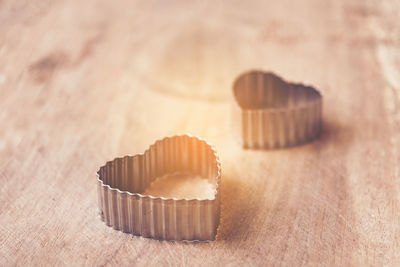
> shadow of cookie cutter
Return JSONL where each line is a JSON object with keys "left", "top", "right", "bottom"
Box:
{"left": 232, "top": 70, "right": 322, "bottom": 149}
{"left": 97, "top": 134, "right": 221, "bottom": 241}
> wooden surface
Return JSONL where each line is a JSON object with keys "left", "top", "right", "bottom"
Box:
{"left": 1, "top": 0, "right": 400, "bottom": 266}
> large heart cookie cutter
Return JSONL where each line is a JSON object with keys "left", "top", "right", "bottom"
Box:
{"left": 232, "top": 70, "right": 322, "bottom": 149}
{"left": 97, "top": 134, "right": 221, "bottom": 241}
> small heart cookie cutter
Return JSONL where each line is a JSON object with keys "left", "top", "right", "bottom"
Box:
{"left": 232, "top": 70, "right": 322, "bottom": 149}
{"left": 97, "top": 134, "right": 221, "bottom": 241}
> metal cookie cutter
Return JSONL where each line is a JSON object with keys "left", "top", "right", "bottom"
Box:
{"left": 97, "top": 134, "right": 221, "bottom": 241}
{"left": 232, "top": 70, "right": 322, "bottom": 149}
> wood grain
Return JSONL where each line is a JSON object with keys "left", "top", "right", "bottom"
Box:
{"left": 1, "top": 0, "right": 400, "bottom": 265}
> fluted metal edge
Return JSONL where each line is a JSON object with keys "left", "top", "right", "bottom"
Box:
{"left": 232, "top": 70, "right": 322, "bottom": 149}
{"left": 96, "top": 134, "right": 221, "bottom": 241}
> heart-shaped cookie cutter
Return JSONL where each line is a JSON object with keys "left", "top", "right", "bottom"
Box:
{"left": 232, "top": 70, "right": 322, "bottom": 149}
{"left": 97, "top": 134, "right": 221, "bottom": 241}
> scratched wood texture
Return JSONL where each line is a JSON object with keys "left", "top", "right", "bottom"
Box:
{"left": 1, "top": 0, "right": 400, "bottom": 266}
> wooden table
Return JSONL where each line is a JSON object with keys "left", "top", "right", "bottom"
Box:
{"left": 1, "top": 0, "right": 399, "bottom": 265}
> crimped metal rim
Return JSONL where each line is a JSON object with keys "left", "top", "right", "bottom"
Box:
{"left": 96, "top": 134, "right": 221, "bottom": 241}
{"left": 96, "top": 134, "right": 221, "bottom": 201}
{"left": 233, "top": 69, "right": 322, "bottom": 111}
{"left": 232, "top": 70, "right": 323, "bottom": 149}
